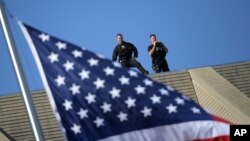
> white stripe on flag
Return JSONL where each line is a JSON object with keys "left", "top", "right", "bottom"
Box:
{"left": 99, "top": 120, "right": 229, "bottom": 141}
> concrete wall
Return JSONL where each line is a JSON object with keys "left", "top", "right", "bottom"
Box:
{"left": 188, "top": 67, "right": 250, "bottom": 124}
{"left": 0, "top": 127, "right": 13, "bottom": 141}
{"left": 0, "top": 91, "right": 64, "bottom": 141}
{"left": 214, "top": 61, "right": 250, "bottom": 98}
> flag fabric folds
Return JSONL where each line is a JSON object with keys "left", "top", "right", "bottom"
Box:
{"left": 19, "top": 21, "right": 230, "bottom": 141}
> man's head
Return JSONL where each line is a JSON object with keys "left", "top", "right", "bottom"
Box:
{"left": 116, "top": 33, "right": 124, "bottom": 44}
{"left": 150, "top": 34, "right": 157, "bottom": 44}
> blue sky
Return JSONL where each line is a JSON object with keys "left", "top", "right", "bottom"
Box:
{"left": 1, "top": 0, "right": 250, "bottom": 95}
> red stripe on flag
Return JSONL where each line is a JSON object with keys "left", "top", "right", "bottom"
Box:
{"left": 192, "top": 135, "right": 230, "bottom": 141}
{"left": 211, "top": 114, "right": 232, "bottom": 124}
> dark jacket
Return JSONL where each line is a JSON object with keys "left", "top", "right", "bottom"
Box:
{"left": 148, "top": 42, "right": 168, "bottom": 64}
{"left": 112, "top": 41, "right": 138, "bottom": 61}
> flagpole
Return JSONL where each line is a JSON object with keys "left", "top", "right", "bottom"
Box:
{"left": 0, "top": 1, "right": 44, "bottom": 141}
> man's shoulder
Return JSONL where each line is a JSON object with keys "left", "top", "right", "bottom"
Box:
{"left": 148, "top": 45, "right": 153, "bottom": 50}
{"left": 156, "top": 42, "right": 164, "bottom": 46}
{"left": 114, "top": 44, "right": 119, "bottom": 49}
{"left": 124, "top": 41, "right": 134, "bottom": 46}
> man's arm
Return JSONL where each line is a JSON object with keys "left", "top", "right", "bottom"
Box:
{"left": 112, "top": 46, "right": 118, "bottom": 61}
{"left": 148, "top": 41, "right": 156, "bottom": 56}
{"left": 131, "top": 43, "right": 138, "bottom": 59}
{"left": 161, "top": 42, "right": 168, "bottom": 53}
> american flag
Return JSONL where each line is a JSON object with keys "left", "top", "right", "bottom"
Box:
{"left": 19, "top": 22, "right": 230, "bottom": 141}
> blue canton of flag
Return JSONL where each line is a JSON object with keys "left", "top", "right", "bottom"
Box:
{"left": 19, "top": 22, "right": 230, "bottom": 141}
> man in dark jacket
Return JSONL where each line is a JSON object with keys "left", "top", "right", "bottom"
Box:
{"left": 112, "top": 33, "right": 148, "bottom": 74}
{"left": 148, "top": 34, "right": 170, "bottom": 73}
